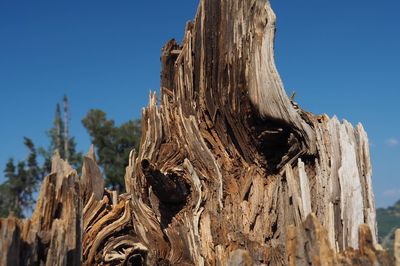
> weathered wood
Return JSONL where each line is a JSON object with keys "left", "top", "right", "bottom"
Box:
{"left": 80, "top": 145, "right": 104, "bottom": 205}
{"left": 122, "top": 0, "right": 386, "bottom": 264}
{"left": 0, "top": 152, "right": 81, "bottom": 265}
{"left": 287, "top": 215, "right": 394, "bottom": 266}
{"left": 0, "top": 0, "right": 397, "bottom": 265}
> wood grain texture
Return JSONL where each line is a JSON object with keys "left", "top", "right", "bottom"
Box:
{"left": 0, "top": 153, "right": 81, "bottom": 266}
{"left": 0, "top": 0, "right": 396, "bottom": 265}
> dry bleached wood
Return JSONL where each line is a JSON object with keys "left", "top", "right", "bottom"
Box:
{"left": 124, "top": 0, "right": 385, "bottom": 264}
{"left": 0, "top": 149, "right": 146, "bottom": 265}
{"left": 80, "top": 145, "right": 105, "bottom": 205}
{"left": 0, "top": 152, "right": 81, "bottom": 266}
{"left": 0, "top": 0, "right": 397, "bottom": 265}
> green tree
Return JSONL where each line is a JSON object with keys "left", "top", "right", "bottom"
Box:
{"left": 0, "top": 95, "right": 82, "bottom": 218}
{"left": 0, "top": 159, "right": 17, "bottom": 217}
{"left": 39, "top": 97, "right": 82, "bottom": 175}
{"left": 82, "top": 109, "right": 141, "bottom": 191}
{"left": 0, "top": 138, "right": 41, "bottom": 218}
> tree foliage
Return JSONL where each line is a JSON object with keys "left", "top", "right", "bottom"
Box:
{"left": 1, "top": 98, "right": 141, "bottom": 217}
{"left": 0, "top": 96, "right": 82, "bottom": 218}
{"left": 82, "top": 109, "right": 141, "bottom": 191}
{"left": 39, "top": 97, "right": 82, "bottom": 175}
{"left": 377, "top": 199, "right": 400, "bottom": 254}
{"left": 0, "top": 138, "right": 41, "bottom": 218}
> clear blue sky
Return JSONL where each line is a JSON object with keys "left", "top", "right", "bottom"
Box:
{"left": 0, "top": 0, "right": 399, "bottom": 207}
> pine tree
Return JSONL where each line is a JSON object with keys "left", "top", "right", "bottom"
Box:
{"left": 0, "top": 138, "right": 41, "bottom": 218}
{"left": 24, "top": 137, "right": 41, "bottom": 209}
{"left": 0, "top": 95, "right": 82, "bottom": 218}
{"left": 39, "top": 96, "right": 82, "bottom": 176}
{"left": 63, "top": 95, "right": 70, "bottom": 161}
{"left": 0, "top": 159, "right": 16, "bottom": 217}
{"left": 82, "top": 109, "right": 141, "bottom": 191}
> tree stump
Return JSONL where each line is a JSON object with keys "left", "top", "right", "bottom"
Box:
{"left": 0, "top": 0, "right": 396, "bottom": 265}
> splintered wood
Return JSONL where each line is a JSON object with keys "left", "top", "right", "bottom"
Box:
{"left": 0, "top": 152, "right": 81, "bottom": 265}
{"left": 0, "top": 0, "right": 396, "bottom": 265}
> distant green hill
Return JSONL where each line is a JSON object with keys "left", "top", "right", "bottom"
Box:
{"left": 377, "top": 200, "right": 400, "bottom": 253}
